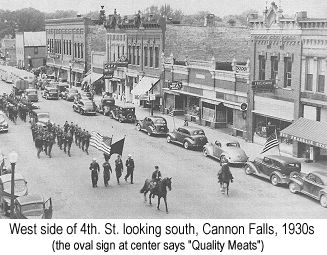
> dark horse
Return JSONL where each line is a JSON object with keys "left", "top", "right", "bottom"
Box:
{"left": 140, "top": 177, "right": 172, "bottom": 213}
{"left": 217, "top": 165, "right": 233, "bottom": 196}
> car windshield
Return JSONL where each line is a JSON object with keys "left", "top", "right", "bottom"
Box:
{"left": 84, "top": 102, "right": 94, "bottom": 107}
{"left": 286, "top": 163, "right": 301, "bottom": 169}
{"left": 226, "top": 142, "right": 240, "bottom": 147}
{"left": 49, "top": 89, "right": 57, "bottom": 93}
{"left": 21, "top": 203, "right": 43, "bottom": 214}
{"left": 27, "top": 90, "right": 37, "bottom": 95}
{"left": 154, "top": 119, "right": 166, "bottom": 124}
{"left": 3, "top": 180, "right": 26, "bottom": 193}
{"left": 0, "top": 114, "right": 5, "bottom": 122}
{"left": 37, "top": 113, "right": 49, "bottom": 119}
{"left": 193, "top": 130, "right": 205, "bottom": 135}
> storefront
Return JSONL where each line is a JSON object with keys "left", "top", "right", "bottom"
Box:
{"left": 82, "top": 72, "right": 104, "bottom": 93}
{"left": 131, "top": 76, "right": 160, "bottom": 107}
{"left": 281, "top": 117, "right": 327, "bottom": 162}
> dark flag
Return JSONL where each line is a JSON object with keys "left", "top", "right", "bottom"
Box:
{"left": 261, "top": 131, "right": 279, "bottom": 154}
{"left": 109, "top": 137, "right": 125, "bottom": 157}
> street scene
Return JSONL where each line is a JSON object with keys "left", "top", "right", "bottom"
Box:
{"left": 1, "top": 0, "right": 327, "bottom": 219}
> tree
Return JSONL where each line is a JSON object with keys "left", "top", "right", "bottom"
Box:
{"left": 45, "top": 10, "right": 78, "bottom": 19}
{"left": 14, "top": 8, "right": 45, "bottom": 32}
{"left": 143, "top": 4, "right": 183, "bottom": 21}
{"left": 227, "top": 18, "right": 236, "bottom": 26}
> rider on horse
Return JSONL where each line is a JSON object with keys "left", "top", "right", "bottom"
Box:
{"left": 217, "top": 158, "right": 234, "bottom": 194}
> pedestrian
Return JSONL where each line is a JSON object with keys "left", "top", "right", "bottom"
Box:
{"left": 89, "top": 158, "right": 100, "bottom": 188}
{"left": 115, "top": 154, "right": 123, "bottom": 184}
{"left": 103, "top": 159, "right": 112, "bottom": 187}
{"left": 66, "top": 132, "right": 73, "bottom": 157}
{"left": 124, "top": 154, "right": 135, "bottom": 184}
{"left": 84, "top": 131, "right": 91, "bottom": 155}
{"left": 217, "top": 159, "right": 233, "bottom": 194}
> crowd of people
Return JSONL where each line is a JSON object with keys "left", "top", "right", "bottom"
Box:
{"left": 0, "top": 93, "right": 31, "bottom": 124}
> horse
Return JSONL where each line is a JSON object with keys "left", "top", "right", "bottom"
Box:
{"left": 140, "top": 177, "right": 172, "bottom": 213}
{"left": 217, "top": 165, "right": 234, "bottom": 196}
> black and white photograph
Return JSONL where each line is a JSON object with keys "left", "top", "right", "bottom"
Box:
{"left": 1, "top": 0, "right": 327, "bottom": 220}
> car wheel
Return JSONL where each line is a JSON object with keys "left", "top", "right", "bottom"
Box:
{"left": 203, "top": 148, "right": 208, "bottom": 157}
{"left": 136, "top": 124, "right": 141, "bottom": 131}
{"left": 320, "top": 194, "right": 327, "bottom": 208}
{"left": 270, "top": 174, "right": 279, "bottom": 186}
{"left": 167, "top": 136, "right": 171, "bottom": 143}
{"left": 147, "top": 130, "right": 152, "bottom": 136}
{"left": 119, "top": 118, "right": 123, "bottom": 123}
{"left": 289, "top": 182, "right": 299, "bottom": 194}
{"left": 183, "top": 141, "right": 189, "bottom": 149}
{"left": 244, "top": 165, "right": 252, "bottom": 175}
{"left": 220, "top": 155, "right": 227, "bottom": 163}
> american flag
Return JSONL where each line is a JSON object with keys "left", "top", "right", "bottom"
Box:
{"left": 261, "top": 132, "right": 279, "bottom": 154}
{"left": 90, "top": 131, "right": 112, "bottom": 155}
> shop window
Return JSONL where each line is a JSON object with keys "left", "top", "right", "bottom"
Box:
{"left": 271, "top": 56, "right": 278, "bottom": 81}
{"left": 132, "top": 46, "right": 135, "bottom": 64}
{"left": 149, "top": 47, "right": 153, "bottom": 67}
{"left": 155, "top": 47, "right": 159, "bottom": 68}
{"left": 259, "top": 55, "right": 265, "bottom": 80}
{"left": 144, "top": 46, "right": 148, "bottom": 66}
{"left": 284, "top": 57, "right": 292, "bottom": 87}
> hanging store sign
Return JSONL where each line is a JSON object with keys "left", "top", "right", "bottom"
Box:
{"left": 103, "top": 62, "right": 116, "bottom": 79}
{"left": 168, "top": 81, "right": 182, "bottom": 90}
{"left": 251, "top": 80, "right": 275, "bottom": 92}
{"left": 280, "top": 133, "right": 327, "bottom": 149}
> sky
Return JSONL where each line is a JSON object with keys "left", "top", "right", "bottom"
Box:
{"left": 0, "top": 0, "right": 326, "bottom": 17}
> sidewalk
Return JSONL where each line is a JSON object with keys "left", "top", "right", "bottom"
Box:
{"left": 92, "top": 93, "right": 327, "bottom": 174}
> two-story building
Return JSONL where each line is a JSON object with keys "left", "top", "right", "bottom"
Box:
{"left": 16, "top": 31, "right": 46, "bottom": 69}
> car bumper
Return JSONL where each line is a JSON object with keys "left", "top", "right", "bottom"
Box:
{"left": 47, "top": 96, "right": 59, "bottom": 99}
{"left": 0, "top": 126, "right": 9, "bottom": 132}
{"left": 279, "top": 176, "right": 291, "bottom": 184}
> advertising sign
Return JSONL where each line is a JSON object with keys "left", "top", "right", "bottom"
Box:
{"left": 168, "top": 81, "right": 182, "bottom": 90}
{"left": 103, "top": 62, "right": 116, "bottom": 79}
{"left": 251, "top": 80, "right": 274, "bottom": 92}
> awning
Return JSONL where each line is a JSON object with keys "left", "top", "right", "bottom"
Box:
{"left": 280, "top": 118, "right": 327, "bottom": 149}
{"left": 82, "top": 73, "right": 103, "bottom": 84}
{"left": 131, "top": 76, "right": 159, "bottom": 96}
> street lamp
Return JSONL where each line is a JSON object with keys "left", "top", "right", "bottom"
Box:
{"left": 8, "top": 150, "right": 18, "bottom": 219}
{"left": 69, "top": 62, "right": 72, "bottom": 88}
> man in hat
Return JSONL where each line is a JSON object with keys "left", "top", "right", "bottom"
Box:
{"left": 115, "top": 154, "right": 123, "bottom": 185}
{"left": 89, "top": 158, "right": 100, "bottom": 188}
{"left": 124, "top": 154, "right": 135, "bottom": 184}
{"left": 103, "top": 159, "right": 112, "bottom": 187}
{"left": 151, "top": 166, "right": 162, "bottom": 196}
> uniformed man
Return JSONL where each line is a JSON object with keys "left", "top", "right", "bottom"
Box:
{"left": 115, "top": 155, "right": 123, "bottom": 185}
{"left": 69, "top": 122, "right": 75, "bottom": 137}
{"left": 81, "top": 129, "right": 87, "bottom": 151}
{"left": 77, "top": 127, "right": 83, "bottom": 148}
{"left": 64, "top": 121, "right": 69, "bottom": 133}
{"left": 124, "top": 154, "right": 135, "bottom": 184}
{"left": 74, "top": 124, "right": 79, "bottom": 145}
{"left": 89, "top": 158, "right": 100, "bottom": 188}
{"left": 66, "top": 132, "right": 73, "bottom": 157}
{"left": 63, "top": 132, "right": 68, "bottom": 153}
{"left": 84, "top": 131, "right": 91, "bottom": 155}
{"left": 35, "top": 133, "right": 43, "bottom": 158}
{"left": 103, "top": 159, "right": 112, "bottom": 187}
{"left": 57, "top": 126, "right": 63, "bottom": 149}
{"left": 47, "top": 132, "right": 55, "bottom": 158}
{"left": 43, "top": 130, "right": 48, "bottom": 156}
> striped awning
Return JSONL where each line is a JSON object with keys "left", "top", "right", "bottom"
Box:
{"left": 280, "top": 118, "right": 327, "bottom": 149}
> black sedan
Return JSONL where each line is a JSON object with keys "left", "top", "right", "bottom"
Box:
{"left": 136, "top": 116, "right": 169, "bottom": 136}
{"left": 289, "top": 171, "right": 327, "bottom": 208}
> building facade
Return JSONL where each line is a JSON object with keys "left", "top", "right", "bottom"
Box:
{"left": 15, "top": 31, "right": 46, "bottom": 69}
{"left": 45, "top": 17, "right": 96, "bottom": 86}
{"left": 0, "top": 37, "right": 16, "bottom": 66}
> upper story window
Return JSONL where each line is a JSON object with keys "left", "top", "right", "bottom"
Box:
{"left": 81, "top": 43, "right": 83, "bottom": 59}
{"left": 136, "top": 46, "right": 140, "bottom": 65}
{"left": 149, "top": 47, "right": 153, "bottom": 67}
{"left": 144, "top": 46, "right": 148, "bottom": 67}
{"left": 318, "top": 58, "right": 325, "bottom": 93}
{"left": 258, "top": 55, "right": 265, "bottom": 80}
{"left": 34, "top": 47, "right": 38, "bottom": 55}
{"left": 128, "top": 46, "right": 132, "bottom": 64}
{"left": 305, "top": 58, "right": 314, "bottom": 91}
{"left": 271, "top": 56, "right": 278, "bottom": 81}
{"left": 284, "top": 57, "right": 292, "bottom": 88}
{"left": 132, "top": 46, "right": 136, "bottom": 64}
{"left": 155, "top": 47, "right": 159, "bottom": 68}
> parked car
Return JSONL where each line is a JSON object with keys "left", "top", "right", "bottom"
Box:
{"left": 79, "top": 91, "right": 93, "bottom": 100}
{"left": 30, "top": 109, "right": 50, "bottom": 127}
{"left": 288, "top": 171, "right": 327, "bottom": 208}
{"left": 136, "top": 116, "right": 169, "bottom": 136}
{"left": 0, "top": 111, "right": 9, "bottom": 133}
{"left": 244, "top": 155, "right": 301, "bottom": 186}
{"left": 203, "top": 140, "right": 248, "bottom": 164}
{"left": 56, "top": 83, "right": 69, "bottom": 97}
{"left": 43, "top": 86, "right": 59, "bottom": 100}
{"left": 13, "top": 194, "right": 53, "bottom": 219}
{"left": 109, "top": 102, "right": 136, "bottom": 123}
{"left": 166, "top": 126, "right": 208, "bottom": 149}
{"left": 96, "top": 96, "right": 115, "bottom": 116}
{"left": 25, "top": 88, "right": 39, "bottom": 102}
{"left": 73, "top": 99, "right": 96, "bottom": 115}
{"left": 62, "top": 88, "right": 79, "bottom": 101}
{"left": 0, "top": 173, "right": 28, "bottom": 216}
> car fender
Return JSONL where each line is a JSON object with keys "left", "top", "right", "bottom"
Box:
{"left": 244, "top": 161, "right": 259, "bottom": 174}
{"left": 168, "top": 132, "right": 177, "bottom": 141}
{"left": 270, "top": 171, "right": 285, "bottom": 182}
{"left": 289, "top": 177, "right": 304, "bottom": 188}
{"left": 203, "top": 143, "right": 213, "bottom": 156}
{"left": 319, "top": 189, "right": 327, "bottom": 198}
{"left": 184, "top": 137, "right": 195, "bottom": 145}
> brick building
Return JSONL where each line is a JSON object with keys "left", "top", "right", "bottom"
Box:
{"left": 45, "top": 17, "right": 106, "bottom": 87}
{"left": 16, "top": 31, "right": 46, "bottom": 69}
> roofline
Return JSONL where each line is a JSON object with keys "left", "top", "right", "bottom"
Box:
{"left": 45, "top": 17, "right": 94, "bottom": 25}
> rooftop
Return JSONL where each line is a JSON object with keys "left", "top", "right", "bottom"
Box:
{"left": 22, "top": 31, "right": 46, "bottom": 47}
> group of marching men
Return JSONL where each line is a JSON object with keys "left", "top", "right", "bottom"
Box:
{"left": 31, "top": 120, "right": 91, "bottom": 158}
{"left": 0, "top": 93, "right": 30, "bottom": 123}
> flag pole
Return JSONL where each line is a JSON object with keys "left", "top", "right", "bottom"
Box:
{"left": 275, "top": 129, "right": 281, "bottom": 156}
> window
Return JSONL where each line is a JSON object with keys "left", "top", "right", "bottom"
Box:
{"left": 318, "top": 58, "right": 325, "bottom": 93}
{"left": 122, "top": 46, "right": 125, "bottom": 56}
{"left": 155, "top": 47, "right": 159, "bottom": 68}
{"left": 259, "top": 55, "right": 265, "bottom": 80}
{"left": 63, "top": 40, "right": 66, "bottom": 54}
{"left": 271, "top": 56, "right": 278, "bottom": 81}
{"left": 69, "top": 41, "right": 72, "bottom": 55}
{"left": 81, "top": 43, "right": 83, "bottom": 59}
{"left": 34, "top": 47, "right": 38, "bottom": 55}
{"left": 144, "top": 46, "right": 148, "bottom": 66}
{"left": 74, "top": 43, "right": 77, "bottom": 57}
{"left": 77, "top": 43, "right": 80, "bottom": 58}
{"left": 136, "top": 46, "right": 140, "bottom": 65}
{"left": 117, "top": 46, "right": 120, "bottom": 59}
{"left": 132, "top": 46, "right": 135, "bottom": 64}
{"left": 128, "top": 46, "right": 131, "bottom": 64}
{"left": 284, "top": 57, "right": 292, "bottom": 87}
{"left": 305, "top": 58, "right": 314, "bottom": 91}
{"left": 149, "top": 47, "right": 153, "bottom": 67}
{"left": 59, "top": 40, "right": 61, "bottom": 54}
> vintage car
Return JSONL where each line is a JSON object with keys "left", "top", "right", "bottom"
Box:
{"left": 73, "top": 99, "right": 96, "bottom": 115}
{"left": 79, "top": 91, "right": 93, "bottom": 100}
{"left": 62, "top": 88, "right": 79, "bottom": 101}
{"left": 56, "top": 82, "right": 69, "bottom": 97}
{"left": 25, "top": 88, "right": 39, "bottom": 102}
{"left": 30, "top": 109, "right": 50, "bottom": 127}
{"left": 288, "top": 171, "right": 327, "bottom": 208}
{"left": 0, "top": 111, "right": 9, "bottom": 133}
{"left": 244, "top": 155, "right": 301, "bottom": 186}
{"left": 136, "top": 116, "right": 169, "bottom": 136}
{"left": 96, "top": 96, "right": 115, "bottom": 116}
{"left": 109, "top": 102, "right": 136, "bottom": 123}
{"left": 203, "top": 140, "right": 248, "bottom": 164}
{"left": 13, "top": 194, "right": 53, "bottom": 219}
{"left": 0, "top": 173, "right": 28, "bottom": 216}
{"left": 166, "top": 126, "right": 208, "bottom": 150}
{"left": 43, "top": 86, "right": 59, "bottom": 100}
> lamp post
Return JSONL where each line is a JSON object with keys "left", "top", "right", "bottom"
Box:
{"left": 9, "top": 151, "right": 18, "bottom": 219}
{"left": 69, "top": 62, "right": 72, "bottom": 88}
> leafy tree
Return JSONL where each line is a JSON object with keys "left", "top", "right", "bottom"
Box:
{"left": 15, "top": 8, "right": 45, "bottom": 32}
{"left": 45, "top": 10, "right": 78, "bottom": 19}
{"left": 227, "top": 18, "right": 236, "bottom": 26}
{"left": 143, "top": 4, "right": 183, "bottom": 21}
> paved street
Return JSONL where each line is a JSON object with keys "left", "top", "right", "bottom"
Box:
{"left": 1, "top": 80, "right": 326, "bottom": 218}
